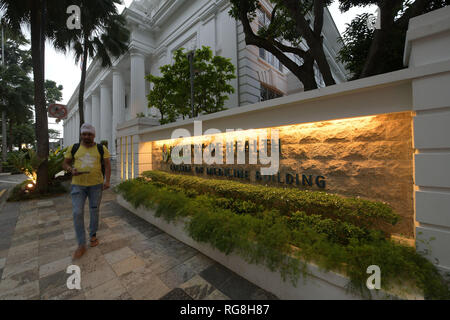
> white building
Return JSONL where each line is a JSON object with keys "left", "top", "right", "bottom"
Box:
{"left": 63, "top": 0, "right": 347, "bottom": 158}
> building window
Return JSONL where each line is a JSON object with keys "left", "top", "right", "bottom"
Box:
{"left": 260, "top": 84, "right": 283, "bottom": 102}
{"left": 124, "top": 95, "right": 128, "bottom": 108}
{"left": 259, "top": 47, "right": 265, "bottom": 59}
{"left": 257, "top": 8, "right": 284, "bottom": 73}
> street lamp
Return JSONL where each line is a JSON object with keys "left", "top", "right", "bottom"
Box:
{"left": 187, "top": 50, "right": 195, "bottom": 118}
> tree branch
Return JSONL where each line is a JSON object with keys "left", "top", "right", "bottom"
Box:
{"left": 239, "top": 6, "right": 317, "bottom": 89}
{"left": 313, "top": 0, "right": 325, "bottom": 37}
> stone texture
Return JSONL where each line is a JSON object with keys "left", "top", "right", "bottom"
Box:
{"left": 152, "top": 112, "right": 415, "bottom": 237}
{"left": 0, "top": 177, "right": 277, "bottom": 300}
{"left": 180, "top": 275, "right": 216, "bottom": 300}
{"left": 84, "top": 278, "right": 127, "bottom": 300}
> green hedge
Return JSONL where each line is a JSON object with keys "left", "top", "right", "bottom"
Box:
{"left": 116, "top": 177, "right": 450, "bottom": 299}
{"left": 142, "top": 170, "right": 399, "bottom": 231}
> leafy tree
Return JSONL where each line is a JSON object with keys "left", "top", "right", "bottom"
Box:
{"left": 54, "top": 0, "right": 130, "bottom": 128}
{"left": 0, "top": 26, "right": 34, "bottom": 153}
{"left": 48, "top": 128, "right": 60, "bottom": 140}
{"left": 338, "top": 0, "right": 450, "bottom": 79}
{"left": 11, "top": 122, "right": 35, "bottom": 149}
{"left": 45, "top": 80, "right": 63, "bottom": 106}
{"left": 0, "top": 0, "right": 71, "bottom": 193}
{"left": 229, "top": 0, "right": 335, "bottom": 91}
{"left": 146, "top": 46, "right": 236, "bottom": 124}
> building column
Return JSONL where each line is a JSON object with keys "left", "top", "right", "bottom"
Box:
{"left": 130, "top": 49, "right": 147, "bottom": 119}
{"left": 406, "top": 6, "right": 450, "bottom": 276}
{"left": 75, "top": 110, "right": 79, "bottom": 142}
{"left": 64, "top": 119, "right": 69, "bottom": 147}
{"left": 100, "top": 83, "right": 113, "bottom": 149}
{"left": 113, "top": 70, "right": 125, "bottom": 158}
{"left": 91, "top": 93, "right": 101, "bottom": 143}
{"left": 71, "top": 116, "right": 75, "bottom": 144}
{"left": 85, "top": 99, "right": 92, "bottom": 125}
{"left": 69, "top": 117, "right": 72, "bottom": 145}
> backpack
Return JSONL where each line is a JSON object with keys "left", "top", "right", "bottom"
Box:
{"left": 71, "top": 143, "right": 105, "bottom": 177}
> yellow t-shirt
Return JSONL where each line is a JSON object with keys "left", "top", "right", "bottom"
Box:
{"left": 64, "top": 144, "right": 110, "bottom": 186}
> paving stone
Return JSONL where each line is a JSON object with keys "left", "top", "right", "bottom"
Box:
{"left": 7, "top": 241, "right": 39, "bottom": 258}
{"left": 157, "top": 263, "right": 196, "bottom": 289}
{"left": 98, "top": 237, "right": 132, "bottom": 255}
{"left": 111, "top": 256, "right": 146, "bottom": 277}
{"left": 104, "top": 247, "right": 135, "bottom": 265}
{"left": 119, "top": 265, "right": 156, "bottom": 290}
{"left": 39, "top": 229, "right": 64, "bottom": 241}
{"left": 123, "top": 273, "right": 170, "bottom": 300}
{"left": 39, "top": 247, "right": 75, "bottom": 266}
{"left": 250, "top": 288, "right": 279, "bottom": 300}
{"left": 2, "top": 257, "right": 38, "bottom": 279}
{"left": 109, "top": 225, "right": 141, "bottom": 238}
{"left": 128, "top": 238, "right": 158, "bottom": 253}
{"left": 199, "top": 264, "right": 235, "bottom": 290}
{"left": 84, "top": 278, "right": 127, "bottom": 300}
{"left": 63, "top": 230, "right": 75, "bottom": 241}
{"left": 39, "top": 256, "right": 72, "bottom": 278}
{"left": 39, "top": 269, "right": 80, "bottom": 300}
{"left": 36, "top": 200, "right": 54, "bottom": 208}
{"left": 182, "top": 254, "right": 215, "bottom": 274}
{"left": 74, "top": 247, "right": 107, "bottom": 273}
{"left": 203, "top": 289, "right": 231, "bottom": 300}
{"left": 9, "top": 230, "right": 39, "bottom": 247}
{"left": 69, "top": 292, "right": 86, "bottom": 300}
{"left": 14, "top": 224, "right": 39, "bottom": 235}
{"left": 218, "top": 273, "right": 278, "bottom": 300}
{"left": 0, "top": 267, "right": 39, "bottom": 292}
{"left": 0, "top": 250, "right": 8, "bottom": 259}
{"left": 0, "top": 241, "right": 12, "bottom": 252}
{"left": 0, "top": 280, "right": 39, "bottom": 300}
{"left": 139, "top": 250, "right": 180, "bottom": 275}
{"left": 80, "top": 262, "right": 117, "bottom": 291}
{"left": 159, "top": 288, "right": 193, "bottom": 300}
{"left": 103, "top": 217, "right": 127, "bottom": 228}
{"left": 38, "top": 220, "right": 60, "bottom": 230}
{"left": 179, "top": 275, "right": 216, "bottom": 300}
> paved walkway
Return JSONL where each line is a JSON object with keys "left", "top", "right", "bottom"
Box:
{"left": 0, "top": 178, "right": 278, "bottom": 300}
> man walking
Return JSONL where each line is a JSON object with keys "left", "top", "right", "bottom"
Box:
{"left": 63, "top": 123, "right": 111, "bottom": 260}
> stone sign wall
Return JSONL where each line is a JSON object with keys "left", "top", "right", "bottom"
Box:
{"left": 151, "top": 112, "right": 414, "bottom": 237}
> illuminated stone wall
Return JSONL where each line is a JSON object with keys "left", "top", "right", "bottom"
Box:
{"left": 151, "top": 112, "right": 414, "bottom": 237}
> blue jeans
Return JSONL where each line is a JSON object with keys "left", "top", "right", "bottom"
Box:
{"left": 71, "top": 184, "right": 103, "bottom": 246}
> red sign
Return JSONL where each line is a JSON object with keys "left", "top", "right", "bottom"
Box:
{"left": 48, "top": 104, "right": 68, "bottom": 119}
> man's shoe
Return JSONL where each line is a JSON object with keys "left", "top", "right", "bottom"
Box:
{"left": 72, "top": 245, "right": 86, "bottom": 260}
{"left": 90, "top": 236, "right": 99, "bottom": 247}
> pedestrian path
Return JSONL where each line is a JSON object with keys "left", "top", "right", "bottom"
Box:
{"left": 0, "top": 184, "right": 278, "bottom": 300}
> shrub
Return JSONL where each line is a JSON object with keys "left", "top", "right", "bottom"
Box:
{"left": 142, "top": 170, "right": 399, "bottom": 232}
{"left": 115, "top": 177, "right": 450, "bottom": 299}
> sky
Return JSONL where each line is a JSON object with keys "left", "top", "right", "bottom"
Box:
{"left": 26, "top": 1, "right": 377, "bottom": 137}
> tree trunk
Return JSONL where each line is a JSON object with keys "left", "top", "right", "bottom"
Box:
{"left": 7, "top": 118, "right": 13, "bottom": 151}
{"left": 78, "top": 33, "right": 88, "bottom": 135}
{"left": 32, "top": 0, "right": 49, "bottom": 193}
{"left": 296, "top": 56, "right": 317, "bottom": 91}
{"left": 311, "top": 41, "right": 336, "bottom": 86}
{"left": 360, "top": 1, "right": 401, "bottom": 78}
